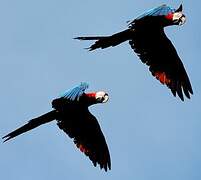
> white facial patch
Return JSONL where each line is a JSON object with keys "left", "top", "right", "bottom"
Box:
{"left": 173, "top": 12, "right": 183, "bottom": 20}
{"left": 173, "top": 12, "right": 186, "bottom": 25}
{"left": 96, "top": 91, "right": 109, "bottom": 103}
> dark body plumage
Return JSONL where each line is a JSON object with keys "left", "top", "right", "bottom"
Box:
{"left": 3, "top": 84, "right": 111, "bottom": 171}
{"left": 76, "top": 5, "right": 193, "bottom": 101}
{"left": 52, "top": 96, "right": 111, "bottom": 171}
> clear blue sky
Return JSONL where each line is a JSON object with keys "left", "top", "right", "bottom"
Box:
{"left": 0, "top": 1, "right": 200, "bottom": 180}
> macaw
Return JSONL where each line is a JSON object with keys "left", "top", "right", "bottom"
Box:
{"left": 75, "top": 4, "right": 193, "bottom": 101}
{"left": 2, "top": 82, "right": 111, "bottom": 171}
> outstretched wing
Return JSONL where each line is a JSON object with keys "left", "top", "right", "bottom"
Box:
{"left": 61, "top": 82, "right": 89, "bottom": 101}
{"left": 57, "top": 110, "right": 111, "bottom": 171}
{"left": 129, "top": 28, "right": 193, "bottom": 101}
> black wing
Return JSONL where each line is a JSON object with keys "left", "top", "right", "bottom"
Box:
{"left": 53, "top": 98, "right": 111, "bottom": 171}
{"left": 129, "top": 26, "right": 193, "bottom": 101}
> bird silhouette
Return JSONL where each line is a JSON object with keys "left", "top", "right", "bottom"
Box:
{"left": 3, "top": 82, "right": 111, "bottom": 171}
{"left": 75, "top": 4, "right": 193, "bottom": 101}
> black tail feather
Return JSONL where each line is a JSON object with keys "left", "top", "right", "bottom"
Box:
{"left": 74, "top": 36, "right": 107, "bottom": 40}
{"left": 2, "top": 110, "right": 57, "bottom": 142}
{"left": 75, "top": 29, "right": 132, "bottom": 51}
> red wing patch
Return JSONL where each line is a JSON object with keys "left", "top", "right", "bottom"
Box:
{"left": 154, "top": 71, "right": 171, "bottom": 85}
{"left": 76, "top": 143, "right": 90, "bottom": 154}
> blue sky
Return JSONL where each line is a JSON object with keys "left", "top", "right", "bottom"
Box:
{"left": 0, "top": 0, "right": 201, "bottom": 180}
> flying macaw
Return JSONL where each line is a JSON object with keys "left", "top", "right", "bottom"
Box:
{"left": 2, "top": 82, "right": 111, "bottom": 171}
{"left": 75, "top": 4, "right": 193, "bottom": 101}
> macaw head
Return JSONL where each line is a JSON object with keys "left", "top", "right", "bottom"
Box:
{"left": 61, "top": 82, "right": 109, "bottom": 106}
{"left": 131, "top": 4, "right": 186, "bottom": 27}
{"left": 165, "top": 4, "right": 186, "bottom": 26}
{"left": 86, "top": 91, "right": 109, "bottom": 104}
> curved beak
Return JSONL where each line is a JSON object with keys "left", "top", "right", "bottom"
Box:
{"left": 102, "top": 93, "right": 109, "bottom": 103}
{"left": 96, "top": 93, "right": 109, "bottom": 103}
{"left": 178, "top": 14, "right": 186, "bottom": 26}
{"left": 173, "top": 12, "right": 186, "bottom": 26}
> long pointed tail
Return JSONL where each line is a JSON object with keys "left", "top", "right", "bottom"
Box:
{"left": 2, "top": 110, "right": 57, "bottom": 142}
{"left": 75, "top": 29, "right": 132, "bottom": 51}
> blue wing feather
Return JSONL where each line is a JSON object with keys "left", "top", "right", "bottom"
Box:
{"left": 136, "top": 4, "right": 175, "bottom": 20}
{"left": 61, "top": 82, "right": 89, "bottom": 101}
